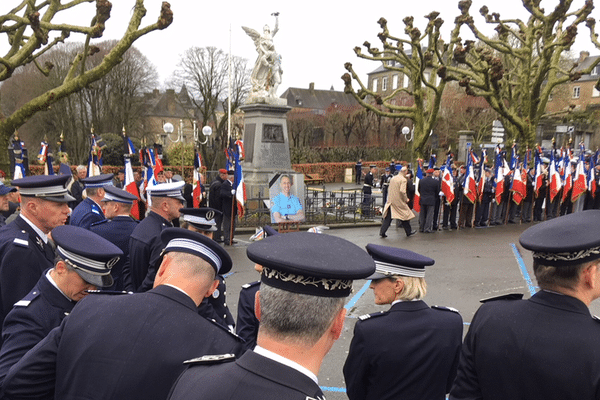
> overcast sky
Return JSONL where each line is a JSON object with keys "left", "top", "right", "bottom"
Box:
{"left": 3, "top": 0, "right": 598, "bottom": 94}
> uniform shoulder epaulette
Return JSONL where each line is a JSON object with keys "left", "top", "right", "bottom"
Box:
{"left": 479, "top": 293, "right": 524, "bottom": 304}
{"left": 358, "top": 311, "right": 386, "bottom": 321}
{"left": 183, "top": 353, "right": 235, "bottom": 365}
{"left": 432, "top": 305, "right": 460, "bottom": 314}
{"left": 14, "top": 289, "right": 41, "bottom": 307}
{"left": 85, "top": 290, "right": 133, "bottom": 296}
{"left": 206, "top": 318, "right": 244, "bottom": 341}
{"left": 12, "top": 230, "right": 29, "bottom": 248}
{"left": 241, "top": 281, "right": 260, "bottom": 290}
{"left": 91, "top": 206, "right": 102, "bottom": 215}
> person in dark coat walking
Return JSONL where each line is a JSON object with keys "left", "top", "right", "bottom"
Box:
{"left": 2, "top": 228, "right": 243, "bottom": 400}
{"left": 209, "top": 169, "right": 227, "bottom": 242}
{"left": 344, "top": 244, "right": 462, "bottom": 400}
{"left": 167, "top": 232, "right": 376, "bottom": 400}
{"left": 450, "top": 210, "right": 600, "bottom": 400}
{"left": 90, "top": 186, "right": 139, "bottom": 291}
{"left": 418, "top": 169, "right": 440, "bottom": 233}
{"left": 0, "top": 175, "right": 73, "bottom": 335}
{"left": 0, "top": 225, "right": 120, "bottom": 386}
{"left": 125, "top": 182, "right": 184, "bottom": 292}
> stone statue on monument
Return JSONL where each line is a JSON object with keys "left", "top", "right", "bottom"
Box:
{"left": 242, "top": 12, "right": 284, "bottom": 103}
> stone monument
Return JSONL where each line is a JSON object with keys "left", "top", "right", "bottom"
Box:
{"left": 241, "top": 13, "right": 296, "bottom": 201}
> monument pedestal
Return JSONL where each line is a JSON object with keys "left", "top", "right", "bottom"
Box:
{"left": 240, "top": 103, "right": 295, "bottom": 205}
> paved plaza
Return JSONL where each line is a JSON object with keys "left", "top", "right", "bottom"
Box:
{"left": 222, "top": 220, "right": 599, "bottom": 399}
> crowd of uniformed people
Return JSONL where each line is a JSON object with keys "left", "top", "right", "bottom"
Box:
{"left": 0, "top": 162, "right": 597, "bottom": 399}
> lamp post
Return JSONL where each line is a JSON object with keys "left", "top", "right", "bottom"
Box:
{"left": 402, "top": 126, "right": 415, "bottom": 167}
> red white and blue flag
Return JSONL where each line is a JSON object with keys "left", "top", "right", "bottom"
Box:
{"left": 588, "top": 153, "right": 597, "bottom": 199}
{"left": 413, "top": 160, "right": 423, "bottom": 213}
{"left": 511, "top": 158, "right": 526, "bottom": 205}
{"left": 464, "top": 149, "right": 478, "bottom": 204}
{"left": 495, "top": 149, "right": 507, "bottom": 205}
{"left": 477, "top": 149, "right": 487, "bottom": 202}
{"left": 441, "top": 153, "right": 455, "bottom": 204}
{"left": 534, "top": 146, "right": 544, "bottom": 197}
{"left": 572, "top": 143, "right": 587, "bottom": 202}
{"left": 548, "top": 148, "right": 562, "bottom": 202}
{"left": 562, "top": 148, "right": 572, "bottom": 203}
{"left": 193, "top": 151, "right": 203, "bottom": 208}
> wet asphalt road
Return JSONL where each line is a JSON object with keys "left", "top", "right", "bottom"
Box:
{"left": 222, "top": 220, "right": 600, "bottom": 400}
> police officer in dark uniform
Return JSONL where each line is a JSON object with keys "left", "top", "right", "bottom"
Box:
{"left": 69, "top": 173, "right": 114, "bottom": 229}
{"left": 344, "top": 244, "right": 463, "bottom": 400}
{"left": 0, "top": 175, "right": 73, "bottom": 333}
{"left": 209, "top": 169, "right": 227, "bottom": 243}
{"left": 168, "top": 232, "right": 376, "bottom": 400}
{"left": 3, "top": 228, "right": 243, "bottom": 400}
{"left": 180, "top": 207, "right": 235, "bottom": 330}
{"left": 0, "top": 225, "right": 121, "bottom": 385}
{"left": 355, "top": 159, "right": 363, "bottom": 184}
{"left": 450, "top": 210, "right": 600, "bottom": 400}
{"left": 380, "top": 167, "right": 392, "bottom": 206}
{"left": 90, "top": 185, "right": 139, "bottom": 291}
{"left": 0, "top": 182, "right": 17, "bottom": 227}
{"left": 362, "top": 164, "right": 377, "bottom": 217}
{"left": 125, "top": 181, "right": 184, "bottom": 292}
{"left": 235, "top": 225, "right": 279, "bottom": 352}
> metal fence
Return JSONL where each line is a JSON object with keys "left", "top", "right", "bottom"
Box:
{"left": 237, "top": 185, "right": 381, "bottom": 228}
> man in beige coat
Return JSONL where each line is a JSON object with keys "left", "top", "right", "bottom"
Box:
{"left": 380, "top": 166, "right": 417, "bottom": 238}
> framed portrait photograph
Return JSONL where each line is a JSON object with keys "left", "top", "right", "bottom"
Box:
{"left": 269, "top": 173, "right": 306, "bottom": 223}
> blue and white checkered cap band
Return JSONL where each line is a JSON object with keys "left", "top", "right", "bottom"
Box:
{"left": 374, "top": 260, "right": 425, "bottom": 278}
{"left": 56, "top": 246, "right": 116, "bottom": 275}
{"left": 183, "top": 214, "right": 216, "bottom": 227}
{"left": 165, "top": 238, "right": 222, "bottom": 272}
{"left": 19, "top": 185, "right": 68, "bottom": 198}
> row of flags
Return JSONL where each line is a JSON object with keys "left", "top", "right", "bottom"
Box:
{"left": 413, "top": 143, "right": 599, "bottom": 212}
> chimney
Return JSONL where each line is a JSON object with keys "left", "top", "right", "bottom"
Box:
{"left": 309, "top": 82, "right": 315, "bottom": 93}
{"left": 579, "top": 51, "right": 590, "bottom": 64}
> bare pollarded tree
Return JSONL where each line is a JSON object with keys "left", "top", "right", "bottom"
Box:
{"left": 447, "top": 0, "right": 600, "bottom": 147}
{"left": 0, "top": 0, "right": 173, "bottom": 168}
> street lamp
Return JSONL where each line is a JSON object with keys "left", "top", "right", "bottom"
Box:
{"left": 402, "top": 126, "right": 414, "bottom": 142}
{"left": 162, "top": 122, "right": 174, "bottom": 145}
{"left": 194, "top": 121, "right": 213, "bottom": 145}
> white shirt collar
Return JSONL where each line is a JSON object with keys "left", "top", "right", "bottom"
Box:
{"left": 254, "top": 345, "right": 318, "bottom": 385}
{"left": 162, "top": 284, "right": 194, "bottom": 300}
{"left": 46, "top": 270, "right": 72, "bottom": 301}
{"left": 20, "top": 213, "right": 48, "bottom": 243}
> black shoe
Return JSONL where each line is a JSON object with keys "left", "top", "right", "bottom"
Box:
{"left": 380, "top": 234, "right": 388, "bottom": 238}
{"left": 406, "top": 230, "right": 417, "bottom": 237}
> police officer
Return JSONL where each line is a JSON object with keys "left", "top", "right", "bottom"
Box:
{"left": 0, "top": 182, "right": 17, "bottom": 227}
{"left": 126, "top": 181, "right": 184, "bottom": 292}
{"left": 362, "top": 164, "right": 377, "bottom": 217}
{"left": 235, "top": 225, "right": 279, "bottom": 353}
{"left": 3, "top": 228, "right": 243, "bottom": 400}
{"left": 69, "top": 173, "right": 113, "bottom": 229}
{"left": 209, "top": 169, "right": 227, "bottom": 243}
{"left": 0, "top": 225, "right": 121, "bottom": 385}
{"left": 380, "top": 167, "right": 392, "bottom": 206}
{"left": 168, "top": 232, "right": 376, "bottom": 400}
{"left": 344, "top": 244, "right": 463, "bottom": 400}
{"left": 180, "top": 207, "right": 235, "bottom": 330}
{"left": 450, "top": 210, "right": 600, "bottom": 400}
{"left": 90, "top": 185, "right": 139, "bottom": 291}
{"left": 355, "top": 159, "right": 363, "bottom": 184}
{"left": 0, "top": 175, "right": 73, "bottom": 332}
{"left": 220, "top": 170, "right": 237, "bottom": 246}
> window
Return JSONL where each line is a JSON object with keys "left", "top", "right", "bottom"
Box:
{"left": 573, "top": 86, "right": 580, "bottom": 99}
{"left": 592, "top": 65, "right": 600, "bottom": 76}
{"left": 593, "top": 87, "right": 600, "bottom": 98}
{"left": 382, "top": 77, "right": 388, "bottom": 91}
{"left": 548, "top": 91, "right": 553, "bottom": 101}
{"left": 403, "top": 74, "right": 410, "bottom": 88}
{"left": 372, "top": 78, "right": 378, "bottom": 92}
{"left": 392, "top": 74, "right": 399, "bottom": 90}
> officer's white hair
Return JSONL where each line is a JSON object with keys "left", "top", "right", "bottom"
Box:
{"left": 258, "top": 283, "right": 344, "bottom": 347}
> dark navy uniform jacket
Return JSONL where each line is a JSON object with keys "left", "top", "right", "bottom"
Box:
{"left": 90, "top": 216, "right": 138, "bottom": 291}
{"left": 2, "top": 285, "right": 243, "bottom": 400}
{"left": 236, "top": 281, "right": 260, "bottom": 352}
{"left": 126, "top": 211, "right": 171, "bottom": 292}
{"left": 198, "top": 275, "right": 235, "bottom": 329}
{"left": 0, "top": 216, "right": 55, "bottom": 332}
{"left": 344, "top": 300, "right": 463, "bottom": 400}
{"left": 69, "top": 197, "right": 105, "bottom": 230}
{"left": 418, "top": 176, "right": 441, "bottom": 206}
{"left": 0, "top": 272, "right": 74, "bottom": 386}
{"left": 168, "top": 350, "right": 326, "bottom": 400}
{"left": 450, "top": 290, "right": 600, "bottom": 400}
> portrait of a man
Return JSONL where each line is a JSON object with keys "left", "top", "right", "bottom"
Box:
{"left": 269, "top": 174, "right": 305, "bottom": 223}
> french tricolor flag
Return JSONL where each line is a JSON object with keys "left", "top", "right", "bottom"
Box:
{"left": 413, "top": 160, "right": 423, "bottom": 212}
